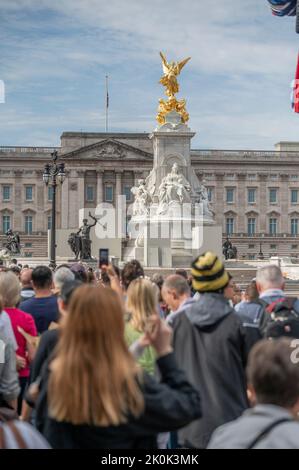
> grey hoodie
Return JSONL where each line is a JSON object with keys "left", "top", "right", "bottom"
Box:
{"left": 0, "top": 331, "right": 20, "bottom": 403}
{"left": 208, "top": 404, "right": 299, "bottom": 449}
{"left": 184, "top": 292, "right": 233, "bottom": 327}
{"left": 170, "top": 292, "right": 255, "bottom": 448}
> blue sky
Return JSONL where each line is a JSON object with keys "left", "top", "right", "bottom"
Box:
{"left": 0, "top": 0, "right": 299, "bottom": 149}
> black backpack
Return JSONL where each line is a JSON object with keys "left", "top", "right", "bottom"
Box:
{"left": 255, "top": 297, "right": 299, "bottom": 339}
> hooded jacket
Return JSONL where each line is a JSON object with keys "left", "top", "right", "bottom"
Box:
{"left": 169, "top": 292, "right": 256, "bottom": 449}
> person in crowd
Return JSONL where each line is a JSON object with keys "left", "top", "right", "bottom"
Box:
{"left": 20, "top": 266, "right": 59, "bottom": 334}
{"left": 257, "top": 264, "right": 299, "bottom": 313}
{"left": 175, "top": 269, "right": 188, "bottom": 280}
{"left": 53, "top": 266, "right": 75, "bottom": 296}
{"left": 151, "top": 273, "right": 168, "bottom": 318}
{"left": 223, "top": 273, "right": 241, "bottom": 306}
{"left": 9, "top": 265, "right": 21, "bottom": 279}
{"left": 0, "top": 294, "right": 20, "bottom": 413}
{"left": 70, "top": 263, "right": 88, "bottom": 283}
{"left": 162, "top": 274, "right": 195, "bottom": 323}
{"left": 0, "top": 299, "right": 17, "bottom": 351}
{"left": 29, "top": 279, "right": 82, "bottom": 387}
{"left": 0, "top": 421, "right": 50, "bottom": 449}
{"left": 208, "top": 338, "right": 299, "bottom": 449}
{"left": 86, "top": 269, "right": 96, "bottom": 284}
{"left": 121, "top": 259, "right": 144, "bottom": 292}
{"left": 168, "top": 251, "right": 258, "bottom": 449}
{"left": 100, "top": 266, "right": 120, "bottom": 288}
{"left": 22, "top": 280, "right": 82, "bottom": 422}
{"left": 35, "top": 284, "right": 201, "bottom": 449}
{"left": 0, "top": 271, "right": 37, "bottom": 414}
{"left": 125, "top": 278, "right": 158, "bottom": 374}
{"left": 234, "top": 280, "right": 260, "bottom": 323}
{"left": 10, "top": 259, "right": 18, "bottom": 267}
{"left": 20, "top": 269, "right": 35, "bottom": 302}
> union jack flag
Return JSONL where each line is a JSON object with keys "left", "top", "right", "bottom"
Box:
{"left": 267, "top": 0, "right": 297, "bottom": 16}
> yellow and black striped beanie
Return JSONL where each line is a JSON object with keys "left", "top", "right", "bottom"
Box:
{"left": 191, "top": 251, "right": 229, "bottom": 293}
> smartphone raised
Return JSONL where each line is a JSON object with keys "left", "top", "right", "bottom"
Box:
{"left": 99, "top": 248, "right": 109, "bottom": 269}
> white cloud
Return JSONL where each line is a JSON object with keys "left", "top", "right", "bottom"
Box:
{"left": 0, "top": 0, "right": 298, "bottom": 148}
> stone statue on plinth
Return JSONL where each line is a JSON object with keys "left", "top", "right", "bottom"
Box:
{"left": 68, "top": 232, "right": 82, "bottom": 260}
{"left": 131, "top": 179, "right": 151, "bottom": 216}
{"left": 223, "top": 237, "right": 237, "bottom": 260}
{"left": 76, "top": 212, "right": 98, "bottom": 260}
{"left": 4, "top": 229, "right": 21, "bottom": 255}
{"left": 194, "top": 180, "right": 214, "bottom": 219}
{"left": 157, "top": 163, "right": 191, "bottom": 215}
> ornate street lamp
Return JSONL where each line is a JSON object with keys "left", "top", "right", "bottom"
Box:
{"left": 42, "top": 151, "right": 65, "bottom": 268}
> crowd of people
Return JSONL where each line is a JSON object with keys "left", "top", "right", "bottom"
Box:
{"left": 0, "top": 253, "right": 299, "bottom": 449}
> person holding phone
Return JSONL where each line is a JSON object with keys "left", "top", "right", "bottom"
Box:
{"left": 125, "top": 278, "right": 159, "bottom": 375}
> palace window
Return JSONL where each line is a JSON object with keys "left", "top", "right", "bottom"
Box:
{"left": 24, "top": 215, "right": 33, "bottom": 234}
{"left": 25, "top": 186, "right": 33, "bottom": 201}
{"left": 3, "top": 186, "right": 11, "bottom": 201}
{"left": 48, "top": 186, "right": 53, "bottom": 201}
{"left": 291, "top": 218, "right": 299, "bottom": 236}
{"left": 124, "top": 185, "right": 132, "bottom": 202}
{"left": 248, "top": 189, "right": 256, "bottom": 204}
{"left": 48, "top": 216, "right": 52, "bottom": 230}
{"left": 2, "top": 215, "right": 10, "bottom": 233}
{"left": 247, "top": 218, "right": 256, "bottom": 236}
{"left": 105, "top": 185, "right": 114, "bottom": 202}
{"left": 226, "top": 188, "right": 234, "bottom": 204}
{"left": 86, "top": 185, "right": 95, "bottom": 202}
{"left": 269, "top": 189, "right": 277, "bottom": 204}
{"left": 226, "top": 218, "right": 234, "bottom": 235}
{"left": 291, "top": 189, "right": 299, "bottom": 204}
{"left": 269, "top": 218, "right": 277, "bottom": 235}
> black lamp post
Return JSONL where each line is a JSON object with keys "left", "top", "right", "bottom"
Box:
{"left": 258, "top": 236, "right": 264, "bottom": 260}
{"left": 43, "top": 151, "right": 65, "bottom": 268}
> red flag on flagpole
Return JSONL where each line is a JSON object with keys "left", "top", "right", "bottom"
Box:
{"left": 293, "top": 53, "right": 299, "bottom": 113}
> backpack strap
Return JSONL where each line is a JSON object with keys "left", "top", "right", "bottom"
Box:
{"left": 0, "top": 424, "right": 5, "bottom": 449}
{"left": 5, "top": 421, "right": 27, "bottom": 449}
{"left": 265, "top": 298, "right": 286, "bottom": 314}
{"left": 247, "top": 418, "right": 292, "bottom": 449}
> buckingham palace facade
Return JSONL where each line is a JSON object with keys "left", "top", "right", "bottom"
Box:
{"left": 1, "top": 131, "right": 299, "bottom": 259}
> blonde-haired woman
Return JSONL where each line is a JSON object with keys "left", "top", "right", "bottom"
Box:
{"left": 125, "top": 278, "right": 159, "bottom": 374}
{"left": 35, "top": 284, "right": 201, "bottom": 449}
{"left": 0, "top": 271, "right": 37, "bottom": 414}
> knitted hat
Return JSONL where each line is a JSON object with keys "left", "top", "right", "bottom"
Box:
{"left": 191, "top": 251, "right": 229, "bottom": 293}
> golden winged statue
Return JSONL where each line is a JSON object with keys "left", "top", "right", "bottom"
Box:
{"left": 159, "top": 52, "right": 191, "bottom": 98}
{"left": 157, "top": 52, "right": 191, "bottom": 125}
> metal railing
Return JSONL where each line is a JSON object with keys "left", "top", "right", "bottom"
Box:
{"left": 0, "top": 146, "right": 59, "bottom": 153}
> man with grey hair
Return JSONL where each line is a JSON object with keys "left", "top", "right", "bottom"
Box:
{"left": 162, "top": 274, "right": 195, "bottom": 324}
{"left": 256, "top": 264, "right": 299, "bottom": 313}
{"left": 53, "top": 266, "right": 75, "bottom": 296}
{"left": 237, "top": 264, "right": 299, "bottom": 334}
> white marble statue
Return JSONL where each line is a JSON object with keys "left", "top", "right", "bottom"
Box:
{"left": 157, "top": 163, "right": 191, "bottom": 215}
{"left": 195, "top": 180, "right": 213, "bottom": 218}
{"left": 131, "top": 179, "right": 151, "bottom": 216}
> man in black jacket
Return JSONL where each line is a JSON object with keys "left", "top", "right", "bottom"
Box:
{"left": 168, "top": 251, "right": 259, "bottom": 448}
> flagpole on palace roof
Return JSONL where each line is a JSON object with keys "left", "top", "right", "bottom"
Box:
{"left": 105, "top": 75, "right": 109, "bottom": 132}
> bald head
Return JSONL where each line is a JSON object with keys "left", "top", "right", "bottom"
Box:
{"left": 20, "top": 268, "right": 33, "bottom": 288}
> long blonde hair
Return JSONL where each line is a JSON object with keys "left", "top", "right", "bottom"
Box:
{"left": 48, "top": 284, "right": 144, "bottom": 426}
{"left": 0, "top": 271, "right": 21, "bottom": 307}
{"left": 126, "top": 278, "right": 158, "bottom": 332}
